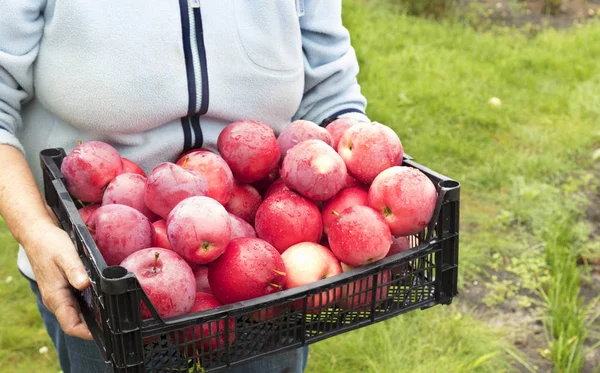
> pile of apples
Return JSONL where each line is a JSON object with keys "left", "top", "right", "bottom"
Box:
{"left": 63, "top": 118, "right": 437, "bottom": 347}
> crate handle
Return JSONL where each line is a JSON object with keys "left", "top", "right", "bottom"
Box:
{"left": 425, "top": 180, "right": 460, "bottom": 242}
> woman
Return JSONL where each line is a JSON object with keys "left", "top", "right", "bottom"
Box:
{"left": 0, "top": 1, "right": 370, "bottom": 372}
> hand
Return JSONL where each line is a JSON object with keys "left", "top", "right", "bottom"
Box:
{"left": 24, "top": 221, "right": 93, "bottom": 340}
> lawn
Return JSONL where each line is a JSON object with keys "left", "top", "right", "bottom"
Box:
{"left": 1, "top": 0, "right": 600, "bottom": 372}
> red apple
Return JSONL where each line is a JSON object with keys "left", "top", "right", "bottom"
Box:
{"left": 208, "top": 238, "right": 286, "bottom": 305}
{"left": 229, "top": 213, "right": 256, "bottom": 240}
{"left": 120, "top": 248, "right": 196, "bottom": 319}
{"left": 61, "top": 141, "right": 123, "bottom": 202}
{"left": 217, "top": 120, "right": 280, "bottom": 183}
{"left": 89, "top": 204, "right": 153, "bottom": 266}
{"left": 152, "top": 220, "right": 171, "bottom": 250}
{"left": 322, "top": 187, "right": 369, "bottom": 235}
{"left": 224, "top": 183, "right": 262, "bottom": 224}
{"left": 167, "top": 196, "right": 231, "bottom": 265}
{"left": 193, "top": 266, "right": 212, "bottom": 294}
{"left": 252, "top": 168, "right": 280, "bottom": 197}
{"left": 368, "top": 166, "right": 437, "bottom": 236}
{"left": 78, "top": 203, "right": 101, "bottom": 225}
{"left": 325, "top": 117, "right": 364, "bottom": 148}
{"left": 102, "top": 173, "right": 158, "bottom": 221}
{"left": 177, "top": 293, "right": 235, "bottom": 354}
{"left": 343, "top": 174, "right": 366, "bottom": 189}
{"left": 255, "top": 191, "right": 323, "bottom": 253}
{"left": 121, "top": 158, "right": 146, "bottom": 176}
{"left": 328, "top": 205, "right": 392, "bottom": 266}
{"left": 177, "top": 148, "right": 214, "bottom": 162}
{"left": 264, "top": 178, "right": 290, "bottom": 199}
{"left": 387, "top": 236, "right": 411, "bottom": 257}
{"left": 281, "top": 139, "right": 347, "bottom": 201}
{"left": 277, "top": 120, "right": 334, "bottom": 162}
{"left": 176, "top": 151, "right": 234, "bottom": 205}
{"left": 144, "top": 162, "right": 208, "bottom": 219}
{"left": 337, "top": 262, "right": 391, "bottom": 312}
{"left": 281, "top": 242, "right": 342, "bottom": 313}
{"left": 337, "top": 122, "right": 403, "bottom": 184}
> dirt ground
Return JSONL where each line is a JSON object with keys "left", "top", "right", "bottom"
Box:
{"left": 462, "top": 0, "right": 600, "bottom": 30}
{"left": 458, "top": 163, "right": 600, "bottom": 372}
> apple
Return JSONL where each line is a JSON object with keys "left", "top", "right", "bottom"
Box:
{"left": 121, "top": 158, "right": 146, "bottom": 176}
{"left": 277, "top": 120, "right": 334, "bottom": 162}
{"left": 120, "top": 248, "right": 196, "bottom": 319}
{"left": 337, "top": 122, "right": 403, "bottom": 184}
{"left": 224, "top": 183, "right": 262, "bottom": 224}
{"left": 252, "top": 168, "right": 280, "bottom": 197}
{"left": 176, "top": 151, "right": 234, "bottom": 205}
{"left": 386, "top": 236, "right": 411, "bottom": 278}
{"left": 208, "top": 237, "right": 286, "bottom": 305}
{"left": 177, "top": 292, "right": 235, "bottom": 354}
{"left": 167, "top": 196, "right": 231, "bottom": 265}
{"left": 102, "top": 173, "right": 158, "bottom": 221}
{"left": 78, "top": 203, "right": 101, "bottom": 225}
{"left": 337, "top": 262, "right": 391, "bottom": 312}
{"left": 387, "top": 236, "right": 411, "bottom": 257}
{"left": 193, "top": 266, "right": 212, "bottom": 294}
{"left": 343, "top": 174, "right": 366, "bottom": 189}
{"left": 325, "top": 117, "right": 364, "bottom": 148}
{"left": 152, "top": 220, "right": 171, "bottom": 250}
{"left": 368, "top": 166, "right": 437, "bottom": 236}
{"left": 328, "top": 205, "right": 392, "bottom": 266}
{"left": 264, "top": 178, "right": 290, "bottom": 199}
{"left": 61, "top": 141, "right": 123, "bottom": 202}
{"left": 144, "top": 162, "right": 208, "bottom": 219}
{"left": 177, "top": 148, "right": 214, "bottom": 163}
{"left": 281, "top": 242, "right": 342, "bottom": 312}
{"left": 229, "top": 213, "right": 256, "bottom": 240}
{"left": 88, "top": 204, "right": 153, "bottom": 266}
{"left": 255, "top": 190, "right": 323, "bottom": 253}
{"left": 217, "top": 120, "right": 280, "bottom": 183}
{"left": 322, "top": 187, "right": 369, "bottom": 235}
{"left": 281, "top": 139, "right": 347, "bottom": 201}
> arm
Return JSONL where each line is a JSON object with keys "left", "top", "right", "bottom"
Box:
{"left": 292, "top": 0, "right": 370, "bottom": 126}
{"left": 0, "top": 0, "right": 92, "bottom": 340}
{"left": 0, "top": 146, "right": 92, "bottom": 339}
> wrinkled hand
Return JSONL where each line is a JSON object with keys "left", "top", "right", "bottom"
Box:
{"left": 24, "top": 221, "right": 92, "bottom": 340}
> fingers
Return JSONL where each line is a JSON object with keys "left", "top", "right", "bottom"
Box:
{"left": 52, "top": 292, "right": 94, "bottom": 340}
{"left": 54, "top": 245, "right": 90, "bottom": 291}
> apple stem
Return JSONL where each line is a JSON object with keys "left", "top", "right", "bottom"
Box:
{"left": 331, "top": 210, "right": 340, "bottom": 217}
{"left": 268, "top": 283, "right": 282, "bottom": 289}
{"left": 272, "top": 269, "right": 286, "bottom": 276}
{"left": 182, "top": 156, "right": 189, "bottom": 169}
{"left": 153, "top": 252, "right": 160, "bottom": 273}
{"left": 77, "top": 139, "right": 82, "bottom": 146}
{"left": 76, "top": 199, "right": 85, "bottom": 208}
{"left": 86, "top": 225, "right": 95, "bottom": 234}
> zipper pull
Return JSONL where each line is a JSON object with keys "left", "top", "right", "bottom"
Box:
{"left": 189, "top": 0, "right": 200, "bottom": 8}
{"left": 295, "top": 0, "right": 305, "bottom": 16}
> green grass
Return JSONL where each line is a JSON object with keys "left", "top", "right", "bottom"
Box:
{"left": 2, "top": 1, "right": 600, "bottom": 372}
{"left": 0, "top": 219, "right": 60, "bottom": 373}
{"left": 307, "top": 308, "right": 509, "bottom": 373}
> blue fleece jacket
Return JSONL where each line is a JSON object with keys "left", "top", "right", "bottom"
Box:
{"left": 0, "top": 0, "right": 369, "bottom": 279}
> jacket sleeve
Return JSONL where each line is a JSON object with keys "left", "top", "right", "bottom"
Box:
{"left": 292, "top": 0, "right": 370, "bottom": 126}
{"left": 0, "top": 0, "right": 46, "bottom": 154}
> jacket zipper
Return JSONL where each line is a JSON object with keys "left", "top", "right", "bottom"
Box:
{"left": 179, "top": 0, "right": 208, "bottom": 151}
{"left": 188, "top": 1, "right": 202, "bottom": 114}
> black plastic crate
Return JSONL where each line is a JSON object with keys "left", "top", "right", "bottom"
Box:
{"left": 40, "top": 148, "right": 460, "bottom": 373}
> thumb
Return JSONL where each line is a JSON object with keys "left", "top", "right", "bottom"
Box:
{"left": 55, "top": 249, "right": 90, "bottom": 291}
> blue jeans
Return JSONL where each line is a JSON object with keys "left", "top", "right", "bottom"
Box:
{"left": 28, "top": 279, "right": 309, "bottom": 373}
